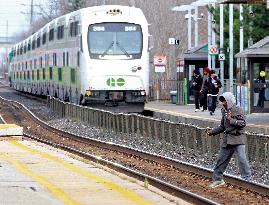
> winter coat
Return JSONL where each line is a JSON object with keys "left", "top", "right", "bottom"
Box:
{"left": 211, "top": 92, "right": 246, "bottom": 147}
{"left": 207, "top": 76, "right": 222, "bottom": 95}
{"left": 191, "top": 75, "right": 203, "bottom": 91}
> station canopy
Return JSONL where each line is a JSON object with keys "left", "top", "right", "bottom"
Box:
{"left": 183, "top": 44, "right": 208, "bottom": 61}
{"left": 235, "top": 36, "right": 269, "bottom": 58}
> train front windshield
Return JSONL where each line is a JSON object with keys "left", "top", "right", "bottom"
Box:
{"left": 88, "top": 23, "right": 142, "bottom": 59}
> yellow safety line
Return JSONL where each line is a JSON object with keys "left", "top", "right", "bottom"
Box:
{"left": 0, "top": 154, "right": 82, "bottom": 205}
{"left": 10, "top": 140, "right": 153, "bottom": 205}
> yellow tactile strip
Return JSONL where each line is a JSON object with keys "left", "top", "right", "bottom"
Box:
{"left": 0, "top": 140, "right": 155, "bottom": 205}
{"left": 0, "top": 124, "right": 21, "bottom": 129}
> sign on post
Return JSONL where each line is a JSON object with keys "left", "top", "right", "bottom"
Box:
{"left": 154, "top": 56, "right": 167, "bottom": 73}
{"left": 169, "top": 38, "right": 180, "bottom": 45}
{"left": 218, "top": 53, "right": 225, "bottom": 61}
{"left": 169, "top": 38, "right": 175, "bottom": 45}
{"left": 209, "top": 45, "right": 219, "bottom": 56}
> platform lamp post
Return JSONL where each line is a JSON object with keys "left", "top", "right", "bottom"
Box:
{"left": 171, "top": 5, "right": 195, "bottom": 105}
{"left": 171, "top": 5, "right": 195, "bottom": 50}
{"left": 191, "top": 0, "right": 219, "bottom": 71}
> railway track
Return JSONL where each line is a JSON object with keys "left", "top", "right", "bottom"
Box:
{"left": 0, "top": 95, "right": 269, "bottom": 204}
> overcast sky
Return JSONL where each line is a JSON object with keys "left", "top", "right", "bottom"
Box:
{"left": 0, "top": 0, "right": 47, "bottom": 37}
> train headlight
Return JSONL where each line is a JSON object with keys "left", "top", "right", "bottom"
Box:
{"left": 140, "top": 91, "right": 146, "bottom": 96}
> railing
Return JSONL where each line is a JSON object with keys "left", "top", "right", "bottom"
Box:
{"left": 48, "top": 96, "right": 269, "bottom": 167}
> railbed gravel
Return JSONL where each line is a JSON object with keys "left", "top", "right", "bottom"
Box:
{"left": 1, "top": 86, "right": 269, "bottom": 186}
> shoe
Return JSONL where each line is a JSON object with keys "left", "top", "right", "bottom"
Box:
{"left": 209, "top": 180, "right": 225, "bottom": 188}
{"left": 210, "top": 111, "right": 213, "bottom": 115}
{"left": 200, "top": 108, "right": 204, "bottom": 111}
{"left": 195, "top": 109, "right": 199, "bottom": 112}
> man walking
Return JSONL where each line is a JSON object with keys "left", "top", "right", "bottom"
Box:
{"left": 207, "top": 92, "right": 251, "bottom": 188}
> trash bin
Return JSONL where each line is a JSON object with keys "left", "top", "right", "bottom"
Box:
{"left": 170, "top": 90, "right": 177, "bottom": 104}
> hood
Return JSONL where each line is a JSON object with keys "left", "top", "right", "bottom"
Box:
{"left": 220, "top": 92, "right": 236, "bottom": 109}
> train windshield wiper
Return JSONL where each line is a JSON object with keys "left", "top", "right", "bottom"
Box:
{"left": 101, "top": 41, "right": 114, "bottom": 57}
{"left": 116, "top": 41, "right": 130, "bottom": 57}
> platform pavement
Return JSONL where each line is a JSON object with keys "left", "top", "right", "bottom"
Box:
{"left": 145, "top": 102, "right": 269, "bottom": 135}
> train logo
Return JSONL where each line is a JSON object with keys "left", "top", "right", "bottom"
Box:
{"left": 106, "top": 78, "right": 125, "bottom": 87}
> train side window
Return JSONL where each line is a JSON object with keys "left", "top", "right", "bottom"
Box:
{"left": 24, "top": 72, "right": 26, "bottom": 80}
{"left": 57, "top": 25, "right": 64, "bottom": 40}
{"left": 42, "top": 33, "right": 46, "bottom": 44}
{"left": 37, "top": 37, "right": 41, "bottom": 48}
{"left": 43, "top": 68, "right": 45, "bottom": 80}
{"left": 24, "top": 45, "right": 26, "bottom": 53}
{"left": 71, "top": 68, "right": 76, "bottom": 83}
{"left": 49, "top": 67, "right": 53, "bottom": 80}
{"left": 32, "top": 40, "right": 36, "bottom": 50}
{"left": 49, "top": 28, "right": 54, "bottom": 41}
{"left": 53, "top": 53, "right": 57, "bottom": 66}
{"left": 66, "top": 52, "right": 69, "bottom": 67}
{"left": 74, "top": 21, "right": 79, "bottom": 36}
{"left": 39, "top": 57, "right": 42, "bottom": 68}
{"left": 32, "top": 71, "right": 34, "bottom": 80}
{"left": 58, "top": 67, "right": 62, "bottom": 81}
{"left": 69, "top": 22, "right": 74, "bottom": 37}
{"left": 77, "top": 51, "right": 80, "bottom": 67}
{"left": 28, "top": 42, "right": 31, "bottom": 51}
{"left": 37, "top": 70, "right": 40, "bottom": 80}
{"left": 63, "top": 52, "right": 65, "bottom": 67}
{"left": 27, "top": 71, "right": 30, "bottom": 79}
{"left": 34, "top": 59, "right": 37, "bottom": 69}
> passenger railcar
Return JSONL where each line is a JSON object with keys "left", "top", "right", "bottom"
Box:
{"left": 9, "top": 5, "right": 151, "bottom": 112}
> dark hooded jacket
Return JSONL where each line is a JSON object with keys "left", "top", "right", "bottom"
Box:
{"left": 211, "top": 92, "right": 246, "bottom": 147}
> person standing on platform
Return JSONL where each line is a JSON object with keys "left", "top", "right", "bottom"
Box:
{"left": 257, "top": 70, "right": 266, "bottom": 108}
{"left": 207, "top": 70, "right": 222, "bottom": 115}
{"left": 191, "top": 70, "right": 203, "bottom": 112}
{"left": 200, "top": 67, "right": 210, "bottom": 111}
{"left": 207, "top": 92, "right": 251, "bottom": 188}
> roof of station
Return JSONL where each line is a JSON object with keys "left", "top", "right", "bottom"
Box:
{"left": 235, "top": 36, "right": 269, "bottom": 58}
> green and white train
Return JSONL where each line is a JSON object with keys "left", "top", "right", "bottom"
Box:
{"left": 9, "top": 5, "right": 150, "bottom": 112}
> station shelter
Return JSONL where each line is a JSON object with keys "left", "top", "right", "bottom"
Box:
{"left": 235, "top": 36, "right": 269, "bottom": 113}
{"left": 182, "top": 44, "right": 209, "bottom": 104}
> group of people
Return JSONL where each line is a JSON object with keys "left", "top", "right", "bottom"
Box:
{"left": 191, "top": 67, "right": 222, "bottom": 115}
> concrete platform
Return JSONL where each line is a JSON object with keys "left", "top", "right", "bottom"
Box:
{"left": 0, "top": 140, "right": 190, "bottom": 205}
{"left": 0, "top": 124, "right": 23, "bottom": 136}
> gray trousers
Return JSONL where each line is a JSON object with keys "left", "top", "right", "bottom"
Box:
{"left": 213, "top": 144, "right": 251, "bottom": 181}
